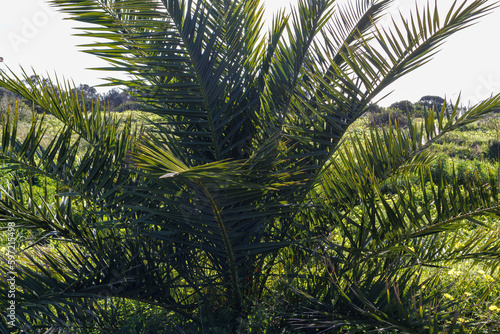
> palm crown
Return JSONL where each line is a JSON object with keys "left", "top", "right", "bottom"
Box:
{"left": 1, "top": 0, "right": 500, "bottom": 332}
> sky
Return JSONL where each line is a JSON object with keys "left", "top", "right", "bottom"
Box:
{"left": 1, "top": 0, "right": 500, "bottom": 107}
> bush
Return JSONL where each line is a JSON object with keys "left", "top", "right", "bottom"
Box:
{"left": 0, "top": 95, "right": 32, "bottom": 123}
{"left": 430, "top": 155, "right": 498, "bottom": 184}
{"left": 485, "top": 140, "right": 500, "bottom": 162}
{"left": 370, "top": 109, "right": 409, "bottom": 128}
{"left": 389, "top": 100, "right": 414, "bottom": 112}
{"left": 115, "top": 101, "right": 145, "bottom": 112}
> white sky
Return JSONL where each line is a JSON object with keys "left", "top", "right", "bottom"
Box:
{"left": 1, "top": 0, "right": 500, "bottom": 107}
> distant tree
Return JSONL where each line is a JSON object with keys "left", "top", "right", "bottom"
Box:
{"left": 26, "top": 75, "right": 53, "bottom": 90}
{"left": 0, "top": 87, "right": 8, "bottom": 98}
{"left": 74, "top": 84, "right": 98, "bottom": 101}
{"left": 19, "top": 75, "right": 61, "bottom": 113}
{"left": 389, "top": 100, "right": 414, "bottom": 112}
{"left": 367, "top": 103, "right": 382, "bottom": 113}
{"left": 419, "top": 95, "right": 445, "bottom": 110}
{"left": 101, "top": 87, "right": 137, "bottom": 111}
{"left": 73, "top": 84, "right": 99, "bottom": 110}
{"left": 102, "top": 88, "right": 121, "bottom": 110}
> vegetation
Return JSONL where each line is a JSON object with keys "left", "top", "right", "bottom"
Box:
{"left": 1, "top": 0, "right": 500, "bottom": 333}
{"left": 3, "top": 75, "right": 139, "bottom": 113}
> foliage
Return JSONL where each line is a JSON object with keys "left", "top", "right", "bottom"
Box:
{"left": 0, "top": 89, "right": 32, "bottom": 123}
{"left": 101, "top": 87, "right": 140, "bottom": 112}
{"left": 390, "top": 100, "right": 415, "bottom": 112}
{"left": 430, "top": 154, "right": 498, "bottom": 184}
{"left": 370, "top": 108, "right": 410, "bottom": 128}
{"left": 1, "top": 0, "right": 500, "bottom": 333}
{"left": 420, "top": 95, "right": 445, "bottom": 112}
{"left": 486, "top": 140, "right": 500, "bottom": 162}
{"left": 367, "top": 103, "right": 383, "bottom": 114}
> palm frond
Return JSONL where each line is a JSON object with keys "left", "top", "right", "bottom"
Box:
{"left": 278, "top": 0, "right": 497, "bottom": 178}
{"left": 51, "top": 0, "right": 267, "bottom": 164}
{"left": 318, "top": 96, "right": 500, "bottom": 210}
{"left": 290, "top": 160, "right": 500, "bottom": 332}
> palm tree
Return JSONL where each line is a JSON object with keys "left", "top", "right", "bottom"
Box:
{"left": 1, "top": 0, "right": 500, "bottom": 332}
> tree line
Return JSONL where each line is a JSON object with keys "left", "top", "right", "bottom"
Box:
{"left": 0, "top": 76, "right": 141, "bottom": 113}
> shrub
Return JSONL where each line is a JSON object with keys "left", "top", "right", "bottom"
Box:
{"left": 370, "top": 109, "right": 409, "bottom": 128}
{"left": 0, "top": 96, "right": 32, "bottom": 123}
{"left": 486, "top": 140, "right": 500, "bottom": 162}
{"left": 430, "top": 155, "right": 498, "bottom": 184}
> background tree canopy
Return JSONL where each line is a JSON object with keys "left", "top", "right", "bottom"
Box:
{"left": 1, "top": 0, "right": 500, "bottom": 333}
{"left": 420, "top": 94, "right": 446, "bottom": 111}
